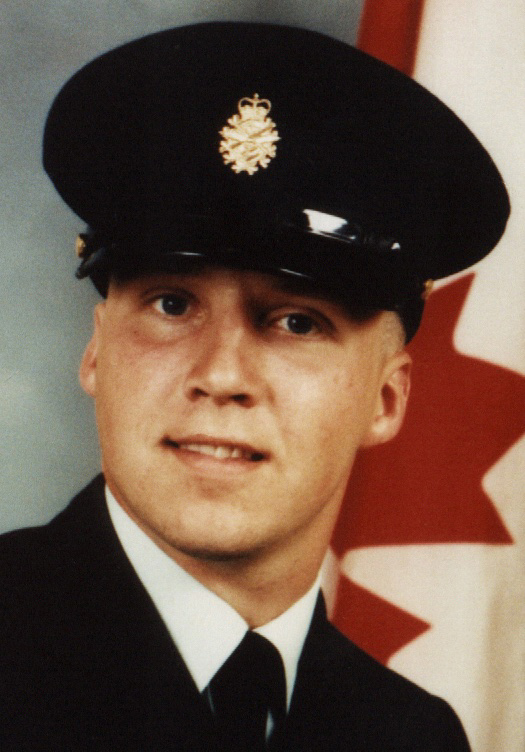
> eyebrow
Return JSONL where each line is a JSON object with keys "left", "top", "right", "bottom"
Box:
{"left": 128, "top": 269, "right": 331, "bottom": 300}
{"left": 123, "top": 267, "right": 378, "bottom": 322}
{"left": 269, "top": 274, "right": 381, "bottom": 325}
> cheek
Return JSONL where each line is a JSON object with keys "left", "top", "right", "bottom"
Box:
{"left": 94, "top": 333, "right": 185, "bottom": 434}
{"left": 321, "top": 364, "right": 381, "bottom": 454}
{"left": 277, "top": 360, "right": 374, "bottom": 450}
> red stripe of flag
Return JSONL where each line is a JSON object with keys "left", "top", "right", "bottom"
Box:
{"left": 357, "top": 0, "right": 425, "bottom": 74}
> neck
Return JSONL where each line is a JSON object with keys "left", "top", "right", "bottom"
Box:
{"left": 168, "top": 549, "right": 323, "bottom": 627}
{"left": 108, "top": 486, "right": 334, "bottom": 627}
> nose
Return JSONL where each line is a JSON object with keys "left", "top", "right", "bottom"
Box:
{"left": 185, "top": 315, "right": 264, "bottom": 408}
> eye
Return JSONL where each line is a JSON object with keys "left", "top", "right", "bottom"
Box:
{"left": 153, "top": 293, "right": 190, "bottom": 316}
{"left": 277, "top": 312, "right": 320, "bottom": 335}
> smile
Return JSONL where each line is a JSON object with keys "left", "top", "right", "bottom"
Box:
{"left": 163, "top": 438, "right": 266, "bottom": 462}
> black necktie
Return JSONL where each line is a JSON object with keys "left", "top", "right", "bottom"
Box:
{"left": 208, "top": 630, "right": 287, "bottom": 751}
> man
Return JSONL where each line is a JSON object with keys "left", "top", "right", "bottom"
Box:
{"left": 0, "top": 22, "right": 509, "bottom": 751}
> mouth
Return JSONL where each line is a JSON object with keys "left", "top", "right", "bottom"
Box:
{"left": 162, "top": 437, "right": 267, "bottom": 462}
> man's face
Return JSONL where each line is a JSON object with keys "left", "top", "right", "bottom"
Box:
{"left": 80, "top": 268, "right": 410, "bottom": 573}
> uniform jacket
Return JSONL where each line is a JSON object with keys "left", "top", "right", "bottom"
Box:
{"left": 0, "top": 475, "right": 471, "bottom": 751}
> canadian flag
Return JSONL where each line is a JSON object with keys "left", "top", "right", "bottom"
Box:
{"left": 325, "top": 2, "right": 525, "bottom": 751}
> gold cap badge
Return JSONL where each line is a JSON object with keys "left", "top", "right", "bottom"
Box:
{"left": 219, "top": 94, "right": 280, "bottom": 175}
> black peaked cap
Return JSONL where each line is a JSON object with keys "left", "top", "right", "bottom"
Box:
{"left": 43, "top": 22, "right": 510, "bottom": 340}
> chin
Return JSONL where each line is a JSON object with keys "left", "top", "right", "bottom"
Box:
{"left": 164, "top": 525, "right": 273, "bottom": 563}
{"left": 175, "top": 543, "right": 257, "bottom": 563}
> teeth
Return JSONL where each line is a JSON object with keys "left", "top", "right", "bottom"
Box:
{"left": 178, "top": 443, "right": 258, "bottom": 460}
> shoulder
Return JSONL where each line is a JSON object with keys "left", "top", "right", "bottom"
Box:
{"left": 290, "top": 605, "right": 471, "bottom": 750}
{"left": 320, "top": 618, "right": 430, "bottom": 700}
{"left": 0, "top": 475, "right": 113, "bottom": 639}
{"left": 0, "top": 475, "right": 200, "bottom": 749}
{"left": 0, "top": 474, "right": 106, "bottom": 579}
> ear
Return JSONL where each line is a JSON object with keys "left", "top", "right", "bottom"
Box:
{"left": 362, "top": 350, "right": 412, "bottom": 448}
{"left": 78, "top": 303, "right": 106, "bottom": 398}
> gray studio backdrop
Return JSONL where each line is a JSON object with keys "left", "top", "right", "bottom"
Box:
{"left": 0, "top": 1, "right": 364, "bottom": 532}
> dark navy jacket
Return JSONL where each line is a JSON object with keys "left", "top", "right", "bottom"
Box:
{"left": 0, "top": 475, "right": 471, "bottom": 751}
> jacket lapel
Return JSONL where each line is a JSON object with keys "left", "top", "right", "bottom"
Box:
{"left": 33, "top": 475, "right": 218, "bottom": 750}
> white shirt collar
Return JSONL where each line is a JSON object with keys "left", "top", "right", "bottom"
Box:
{"left": 106, "top": 487, "right": 320, "bottom": 708}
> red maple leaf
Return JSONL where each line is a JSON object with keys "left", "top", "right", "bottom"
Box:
{"left": 330, "top": 274, "right": 525, "bottom": 662}
{"left": 332, "top": 576, "right": 430, "bottom": 665}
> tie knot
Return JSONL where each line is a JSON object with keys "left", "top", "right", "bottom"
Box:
{"left": 209, "top": 631, "right": 287, "bottom": 750}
